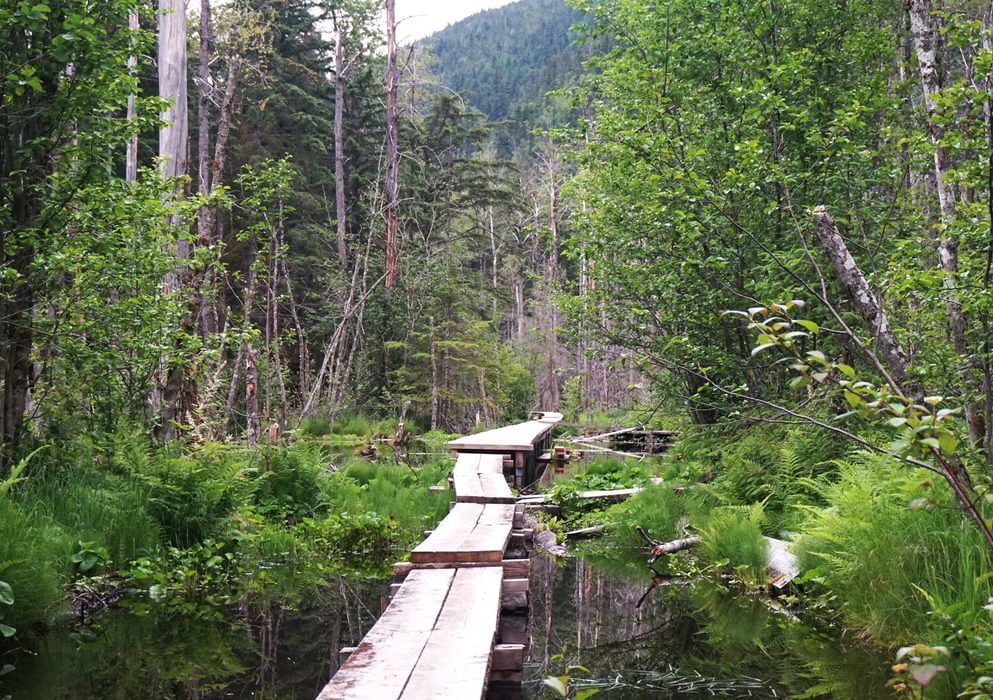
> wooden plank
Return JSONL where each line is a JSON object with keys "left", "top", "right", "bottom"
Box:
{"left": 477, "top": 454, "right": 505, "bottom": 473}
{"left": 393, "top": 558, "right": 529, "bottom": 582}
{"left": 452, "top": 453, "right": 486, "bottom": 502}
{"left": 459, "top": 504, "right": 514, "bottom": 563}
{"left": 317, "top": 569, "right": 455, "bottom": 700}
{"left": 478, "top": 473, "right": 514, "bottom": 502}
{"left": 411, "top": 503, "right": 514, "bottom": 564}
{"left": 491, "top": 644, "right": 525, "bottom": 672}
{"left": 411, "top": 503, "right": 484, "bottom": 563}
{"left": 400, "top": 567, "right": 504, "bottom": 699}
{"left": 445, "top": 418, "right": 560, "bottom": 452}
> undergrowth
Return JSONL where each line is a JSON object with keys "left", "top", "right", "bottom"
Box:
{"left": 0, "top": 421, "right": 454, "bottom": 635}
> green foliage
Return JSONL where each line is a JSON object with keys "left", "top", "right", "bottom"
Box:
{"left": 695, "top": 503, "right": 768, "bottom": 584}
{"left": 601, "top": 484, "right": 686, "bottom": 549}
{"left": 333, "top": 415, "right": 371, "bottom": 437}
{"left": 246, "top": 444, "right": 329, "bottom": 519}
{"left": 795, "top": 454, "right": 993, "bottom": 644}
{"left": 127, "top": 452, "right": 248, "bottom": 548}
{"left": 0, "top": 499, "right": 67, "bottom": 630}
{"left": 323, "top": 458, "right": 451, "bottom": 538}
{"left": 425, "top": 0, "right": 591, "bottom": 158}
{"left": 297, "top": 415, "right": 332, "bottom": 438}
{"left": 22, "top": 464, "right": 162, "bottom": 568}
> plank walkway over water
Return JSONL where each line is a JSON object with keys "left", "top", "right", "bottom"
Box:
{"left": 452, "top": 453, "right": 515, "bottom": 504}
{"left": 411, "top": 502, "right": 514, "bottom": 564}
{"left": 316, "top": 567, "right": 503, "bottom": 700}
{"left": 444, "top": 412, "right": 562, "bottom": 452}
{"left": 317, "top": 414, "right": 561, "bottom": 699}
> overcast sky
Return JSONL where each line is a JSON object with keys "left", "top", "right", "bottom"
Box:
{"left": 394, "top": 0, "right": 519, "bottom": 43}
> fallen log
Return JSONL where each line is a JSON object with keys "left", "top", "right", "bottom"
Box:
{"left": 564, "top": 524, "right": 609, "bottom": 539}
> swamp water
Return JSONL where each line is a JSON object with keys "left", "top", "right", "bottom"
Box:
{"left": 524, "top": 551, "right": 892, "bottom": 698}
{"left": 0, "top": 553, "right": 892, "bottom": 699}
{"left": 0, "top": 579, "right": 385, "bottom": 699}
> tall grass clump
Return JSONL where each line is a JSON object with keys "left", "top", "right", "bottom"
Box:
{"left": 23, "top": 470, "right": 161, "bottom": 566}
{"left": 601, "top": 484, "right": 686, "bottom": 549}
{"left": 322, "top": 458, "right": 451, "bottom": 541}
{"left": 332, "top": 415, "right": 370, "bottom": 437}
{"left": 0, "top": 498, "right": 68, "bottom": 630}
{"left": 694, "top": 502, "right": 768, "bottom": 583}
{"left": 795, "top": 453, "right": 993, "bottom": 644}
{"left": 297, "top": 415, "right": 332, "bottom": 438}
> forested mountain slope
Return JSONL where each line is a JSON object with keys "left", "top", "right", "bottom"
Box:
{"left": 421, "top": 0, "right": 587, "bottom": 155}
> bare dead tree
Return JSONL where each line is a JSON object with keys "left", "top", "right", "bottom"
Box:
{"left": 384, "top": 0, "right": 399, "bottom": 290}
{"left": 909, "top": 0, "right": 985, "bottom": 444}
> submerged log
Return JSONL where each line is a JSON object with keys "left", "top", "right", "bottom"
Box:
{"left": 564, "top": 524, "right": 609, "bottom": 539}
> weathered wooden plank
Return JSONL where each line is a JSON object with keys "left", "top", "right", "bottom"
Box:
{"left": 317, "top": 569, "right": 455, "bottom": 700}
{"left": 411, "top": 503, "right": 513, "bottom": 564}
{"left": 393, "top": 558, "right": 529, "bottom": 582}
{"left": 400, "top": 567, "right": 503, "bottom": 699}
{"left": 445, "top": 416, "right": 560, "bottom": 452}
{"left": 452, "top": 453, "right": 486, "bottom": 501}
{"left": 477, "top": 453, "right": 505, "bottom": 473}
{"left": 491, "top": 643, "right": 525, "bottom": 672}
{"left": 410, "top": 503, "right": 485, "bottom": 563}
{"left": 458, "top": 504, "right": 514, "bottom": 562}
{"left": 478, "top": 473, "right": 514, "bottom": 501}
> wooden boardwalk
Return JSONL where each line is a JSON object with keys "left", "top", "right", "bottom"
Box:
{"left": 317, "top": 412, "right": 561, "bottom": 699}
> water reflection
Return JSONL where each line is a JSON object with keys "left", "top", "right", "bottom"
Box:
{"left": 525, "top": 549, "right": 891, "bottom": 698}
{"left": 0, "top": 577, "right": 385, "bottom": 699}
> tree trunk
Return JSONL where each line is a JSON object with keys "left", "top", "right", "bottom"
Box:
{"left": 334, "top": 25, "right": 349, "bottom": 266}
{"left": 158, "top": 0, "right": 189, "bottom": 189}
{"left": 812, "top": 206, "right": 921, "bottom": 397}
{"left": 430, "top": 316, "right": 438, "bottom": 430}
{"left": 246, "top": 343, "right": 261, "bottom": 443}
{"left": 126, "top": 11, "right": 140, "bottom": 182}
{"left": 384, "top": 0, "right": 399, "bottom": 290}
{"left": 196, "top": 0, "right": 212, "bottom": 214}
{"left": 156, "top": 0, "right": 189, "bottom": 441}
{"left": 909, "top": 0, "right": 985, "bottom": 444}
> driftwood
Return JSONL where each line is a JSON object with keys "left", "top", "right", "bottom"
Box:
{"left": 564, "top": 524, "right": 608, "bottom": 539}
{"left": 570, "top": 426, "right": 643, "bottom": 443}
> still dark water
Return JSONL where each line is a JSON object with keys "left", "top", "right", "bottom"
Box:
{"left": 0, "top": 553, "right": 892, "bottom": 699}
{"left": 524, "top": 551, "right": 892, "bottom": 699}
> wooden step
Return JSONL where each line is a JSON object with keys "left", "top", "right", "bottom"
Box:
{"left": 452, "top": 453, "right": 515, "bottom": 504}
{"left": 411, "top": 503, "right": 514, "bottom": 564}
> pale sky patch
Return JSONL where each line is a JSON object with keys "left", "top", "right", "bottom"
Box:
{"left": 395, "top": 0, "right": 519, "bottom": 43}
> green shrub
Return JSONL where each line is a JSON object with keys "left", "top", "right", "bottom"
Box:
{"left": 127, "top": 450, "right": 247, "bottom": 547}
{"left": 247, "top": 444, "right": 329, "bottom": 518}
{"left": 342, "top": 459, "right": 377, "bottom": 485}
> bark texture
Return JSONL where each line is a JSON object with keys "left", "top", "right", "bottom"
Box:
{"left": 334, "top": 25, "right": 349, "bottom": 266}
{"left": 813, "top": 206, "right": 920, "bottom": 397}
{"left": 909, "top": 0, "right": 985, "bottom": 443}
{"left": 384, "top": 0, "right": 399, "bottom": 290}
